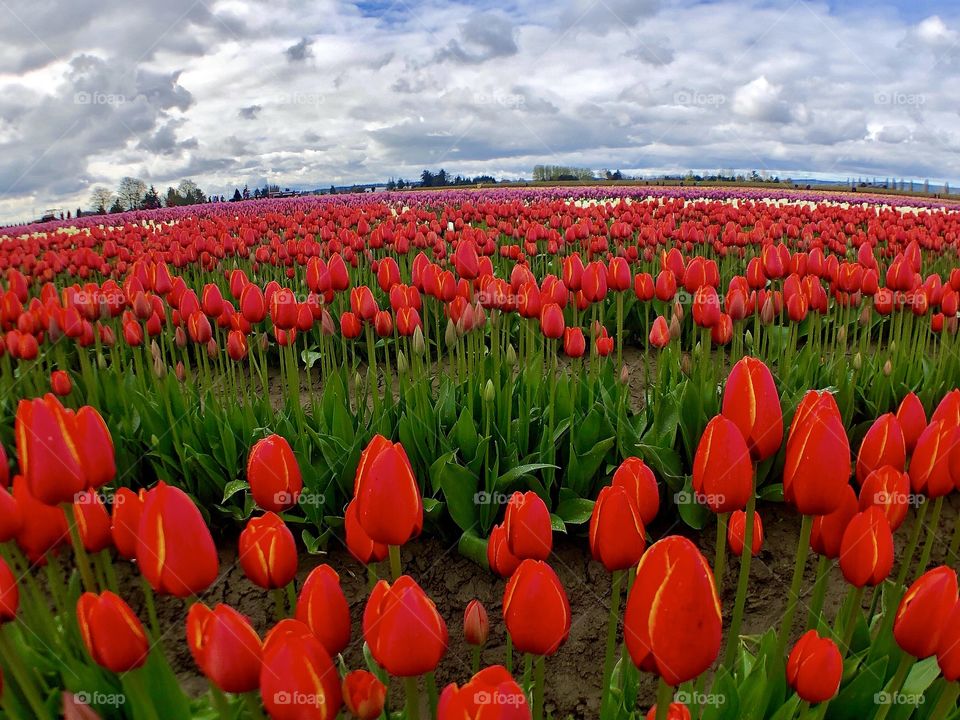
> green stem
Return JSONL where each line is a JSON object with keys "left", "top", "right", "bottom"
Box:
{"left": 388, "top": 545, "right": 402, "bottom": 581}
{"left": 929, "top": 682, "right": 959, "bottom": 720}
{"left": 600, "top": 570, "right": 624, "bottom": 718}
{"left": 141, "top": 576, "right": 162, "bottom": 644}
{"left": 533, "top": 656, "right": 545, "bottom": 720}
{"left": 724, "top": 491, "right": 758, "bottom": 667}
{"left": 713, "top": 513, "right": 729, "bottom": 591}
{"left": 806, "top": 555, "right": 830, "bottom": 632}
{"left": 654, "top": 678, "right": 673, "bottom": 720}
{"left": 62, "top": 503, "right": 98, "bottom": 593}
{"left": 126, "top": 669, "right": 161, "bottom": 720}
{"left": 272, "top": 588, "right": 286, "bottom": 621}
{"left": 0, "top": 628, "right": 49, "bottom": 719}
{"left": 894, "top": 500, "right": 928, "bottom": 589}
{"left": 776, "top": 513, "right": 814, "bottom": 660}
{"left": 209, "top": 684, "right": 231, "bottom": 720}
{"left": 913, "top": 496, "right": 943, "bottom": 582}
{"left": 472, "top": 644, "right": 481, "bottom": 675}
{"left": 873, "top": 654, "right": 914, "bottom": 720}
{"left": 424, "top": 672, "right": 438, "bottom": 720}
{"left": 404, "top": 676, "right": 420, "bottom": 720}
{"left": 837, "top": 586, "right": 865, "bottom": 657}
{"left": 243, "top": 692, "right": 267, "bottom": 720}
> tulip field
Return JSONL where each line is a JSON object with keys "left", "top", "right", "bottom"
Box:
{"left": 1, "top": 184, "right": 960, "bottom": 719}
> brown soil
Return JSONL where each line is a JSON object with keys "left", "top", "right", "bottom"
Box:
{"left": 132, "top": 497, "right": 959, "bottom": 719}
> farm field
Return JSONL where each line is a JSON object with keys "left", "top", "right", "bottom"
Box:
{"left": 0, "top": 185, "right": 959, "bottom": 719}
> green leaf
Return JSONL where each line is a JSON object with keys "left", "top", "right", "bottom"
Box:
{"left": 826, "top": 657, "right": 888, "bottom": 720}
{"left": 676, "top": 476, "right": 710, "bottom": 529}
{"left": 554, "top": 497, "right": 595, "bottom": 525}
{"left": 221, "top": 479, "right": 249, "bottom": 503}
{"left": 549, "top": 513, "right": 567, "bottom": 533}
{"left": 495, "top": 463, "right": 557, "bottom": 490}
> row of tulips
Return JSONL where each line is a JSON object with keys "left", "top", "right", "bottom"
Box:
{"left": 0, "top": 355, "right": 958, "bottom": 717}
{"left": 3, "top": 192, "right": 960, "bottom": 546}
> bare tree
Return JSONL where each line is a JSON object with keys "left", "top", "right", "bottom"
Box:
{"left": 89, "top": 187, "right": 114, "bottom": 214}
{"left": 117, "top": 177, "right": 147, "bottom": 211}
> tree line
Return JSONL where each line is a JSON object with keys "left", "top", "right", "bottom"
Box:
{"left": 88, "top": 177, "right": 208, "bottom": 215}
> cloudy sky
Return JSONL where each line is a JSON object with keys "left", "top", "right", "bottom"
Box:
{"left": 1, "top": 0, "right": 959, "bottom": 222}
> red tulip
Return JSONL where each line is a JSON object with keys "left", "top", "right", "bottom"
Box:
{"left": 896, "top": 392, "right": 926, "bottom": 453}
{"left": 855, "top": 413, "right": 906, "bottom": 484}
{"left": 50, "top": 370, "right": 72, "bottom": 396}
{"left": 247, "top": 434, "right": 302, "bottom": 512}
{"left": 342, "top": 670, "right": 387, "bottom": 720}
{"left": 0, "top": 557, "right": 18, "bottom": 621}
{"left": 858, "top": 466, "right": 911, "bottom": 531}
{"left": 838, "top": 507, "right": 894, "bottom": 587}
{"left": 349, "top": 286, "right": 379, "bottom": 321}
{"left": 344, "top": 499, "right": 388, "bottom": 565}
{"left": 783, "top": 391, "right": 851, "bottom": 515}
{"left": 239, "top": 512, "right": 297, "bottom": 590}
{"left": 363, "top": 575, "right": 448, "bottom": 676}
{"left": 463, "top": 599, "right": 489, "bottom": 646}
{"left": 72, "top": 406, "right": 115, "bottom": 491}
{"left": 0, "top": 441, "right": 8, "bottom": 489}
{"left": 73, "top": 490, "right": 112, "bottom": 553}
{"left": 539, "top": 303, "right": 564, "bottom": 339}
{"left": 239, "top": 284, "right": 267, "bottom": 323}
{"left": 894, "top": 566, "right": 958, "bottom": 659}
{"left": 227, "top": 329, "right": 248, "bottom": 360}
{"left": 353, "top": 435, "right": 423, "bottom": 546}
{"left": 612, "top": 457, "right": 659, "bottom": 525}
{"left": 503, "top": 491, "right": 552, "bottom": 561}
{"left": 589, "top": 485, "right": 646, "bottom": 571}
{"left": 340, "top": 311, "right": 362, "bottom": 338}
{"left": 77, "top": 591, "right": 149, "bottom": 673}
{"left": 13, "top": 473, "right": 67, "bottom": 562}
{"left": 649, "top": 315, "right": 670, "bottom": 348}
{"left": 786, "top": 630, "right": 842, "bottom": 703}
{"left": 15, "top": 395, "right": 85, "bottom": 505}
{"left": 810, "top": 484, "right": 858, "bottom": 559}
{"left": 296, "top": 564, "right": 351, "bottom": 657}
{"left": 437, "top": 665, "right": 529, "bottom": 719}
{"left": 727, "top": 510, "right": 763, "bottom": 556}
{"left": 261, "top": 619, "right": 342, "bottom": 720}
{"left": 936, "top": 600, "right": 960, "bottom": 681}
{"left": 909, "top": 421, "right": 956, "bottom": 498}
{"left": 0, "top": 486, "right": 22, "bottom": 542}
{"left": 624, "top": 536, "right": 722, "bottom": 685}
{"left": 486, "top": 523, "right": 521, "bottom": 578}
{"left": 692, "top": 415, "right": 753, "bottom": 513}
{"left": 111, "top": 487, "right": 145, "bottom": 560}
{"left": 646, "top": 703, "right": 691, "bottom": 720}
{"left": 563, "top": 327, "right": 585, "bottom": 357}
{"left": 503, "top": 560, "right": 570, "bottom": 656}
{"left": 187, "top": 602, "right": 262, "bottom": 693}
{"left": 137, "top": 481, "right": 219, "bottom": 597}
{"left": 721, "top": 357, "right": 782, "bottom": 462}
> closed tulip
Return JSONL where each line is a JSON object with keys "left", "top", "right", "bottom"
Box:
{"left": 855, "top": 413, "right": 906, "bottom": 484}
{"left": 13, "top": 474, "right": 67, "bottom": 562}
{"left": 624, "top": 536, "right": 721, "bottom": 686}
{"left": 344, "top": 499, "right": 388, "bottom": 565}
{"left": 810, "top": 484, "right": 858, "bottom": 559}
{"left": 73, "top": 406, "right": 116, "bottom": 490}
{"left": 463, "top": 599, "right": 489, "bottom": 646}
{"left": 50, "top": 370, "right": 72, "bottom": 396}
{"left": 692, "top": 415, "right": 753, "bottom": 513}
{"left": 502, "top": 560, "right": 570, "bottom": 657}
{"left": 727, "top": 510, "right": 763, "bottom": 556}
{"left": 786, "top": 630, "right": 843, "bottom": 704}
{"left": 187, "top": 602, "right": 262, "bottom": 693}
{"left": 0, "top": 487, "right": 22, "bottom": 543}
{"left": 721, "top": 357, "right": 782, "bottom": 462}
{"left": 612, "top": 457, "right": 659, "bottom": 525}
{"left": 73, "top": 490, "right": 112, "bottom": 553}
{"left": 563, "top": 327, "right": 585, "bottom": 357}
{"left": 437, "top": 665, "right": 529, "bottom": 719}
{"left": 363, "top": 575, "right": 448, "bottom": 676}
{"left": 296, "top": 564, "right": 351, "bottom": 657}
{"left": 487, "top": 523, "right": 521, "bottom": 578}
{"left": 539, "top": 303, "right": 564, "bottom": 339}
{"left": 111, "top": 487, "right": 145, "bottom": 560}
{"left": 247, "top": 434, "right": 303, "bottom": 512}
{"left": 261, "top": 619, "right": 342, "bottom": 720}
{"left": 645, "top": 703, "right": 691, "bottom": 720}
{"left": 908, "top": 421, "right": 956, "bottom": 498}
{"left": 0, "top": 557, "right": 18, "bottom": 621}
{"left": 858, "top": 466, "right": 911, "bottom": 531}
{"left": 137, "top": 481, "right": 219, "bottom": 597}
{"left": 503, "top": 491, "right": 552, "bottom": 561}
{"left": 894, "top": 566, "right": 958, "bottom": 659}
{"left": 77, "top": 591, "right": 149, "bottom": 673}
{"left": 353, "top": 435, "right": 423, "bottom": 546}
{"left": 936, "top": 600, "right": 960, "bottom": 680}
{"left": 342, "top": 670, "right": 387, "bottom": 720}
{"left": 589, "top": 485, "right": 646, "bottom": 572}
{"left": 839, "top": 507, "right": 894, "bottom": 587}
{"left": 783, "top": 391, "right": 851, "bottom": 516}
{"left": 649, "top": 315, "right": 670, "bottom": 348}
{"left": 896, "top": 392, "right": 926, "bottom": 453}
{"left": 239, "top": 512, "right": 297, "bottom": 590}
{"left": 15, "top": 395, "right": 85, "bottom": 505}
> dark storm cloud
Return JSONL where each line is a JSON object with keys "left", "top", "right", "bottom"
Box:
{"left": 286, "top": 38, "right": 314, "bottom": 62}
{"left": 239, "top": 105, "right": 262, "bottom": 120}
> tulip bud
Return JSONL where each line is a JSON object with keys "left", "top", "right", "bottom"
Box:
{"left": 503, "top": 560, "right": 570, "bottom": 656}
{"left": 77, "top": 591, "right": 149, "bottom": 673}
{"left": 261, "top": 620, "right": 342, "bottom": 718}
{"left": 722, "top": 357, "right": 782, "bottom": 462}
{"left": 645, "top": 704, "right": 692, "bottom": 720}
{"left": 936, "top": 601, "right": 960, "bottom": 681}
{"left": 727, "top": 510, "right": 763, "bottom": 556}
{"left": 187, "top": 603, "right": 262, "bottom": 694}
{"left": 412, "top": 326, "right": 426, "bottom": 355}
{"left": 463, "top": 599, "right": 489, "bottom": 646}
{"left": 175, "top": 361, "right": 186, "bottom": 382}
{"left": 486, "top": 523, "right": 520, "bottom": 578}
{"left": 786, "top": 630, "right": 842, "bottom": 703}
{"left": 693, "top": 415, "right": 753, "bottom": 513}
{"left": 620, "top": 365, "right": 630, "bottom": 385}
{"left": 894, "top": 566, "right": 958, "bottom": 659}
{"left": 839, "top": 507, "right": 894, "bottom": 587}
{"left": 247, "top": 434, "right": 303, "bottom": 512}
{"left": 296, "top": 564, "right": 351, "bottom": 656}
{"left": 784, "top": 391, "right": 851, "bottom": 516}
{"left": 852, "top": 352, "right": 862, "bottom": 370}
{"left": 504, "top": 491, "right": 552, "bottom": 560}
{"left": 856, "top": 414, "right": 906, "bottom": 484}
{"left": 344, "top": 500, "right": 388, "bottom": 565}
{"left": 342, "top": 670, "right": 387, "bottom": 720}
{"left": 836, "top": 326, "right": 847, "bottom": 344}
{"left": 50, "top": 370, "right": 72, "bottom": 396}
{"left": 238, "top": 512, "right": 297, "bottom": 590}
{"left": 483, "top": 380, "right": 495, "bottom": 404}
{"left": 445, "top": 318, "right": 458, "bottom": 346}
{"left": 505, "top": 344, "right": 517, "bottom": 367}
{"left": 589, "top": 485, "right": 646, "bottom": 571}
{"left": 882, "top": 359, "right": 892, "bottom": 376}
{"left": 396, "top": 350, "right": 408, "bottom": 374}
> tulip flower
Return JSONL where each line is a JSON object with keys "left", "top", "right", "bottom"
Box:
{"left": 612, "top": 457, "right": 659, "bottom": 525}
{"left": 855, "top": 413, "right": 906, "bottom": 484}
{"left": 786, "top": 630, "right": 843, "bottom": 704}
{"left": 936, "top": 600, "right": 960, "bottom": 681}
{"left": 186, "top": 602, "right": 262, "bottom": 693}
{"left": 721, "top": 357, "right": 782, "bottom": 462}
{"left": 0, "top": 486, "right": 22, "bottom": 543}
{"left": 13, "top": 473, "right": 68, "bottom": 562}
{"left": 839, "top": 507, "right": 894, "bottom": 588}
{"left": 261, "top": 619, "right": 342, "bottom": 720}
{"left": 646, "top": 703, "right": 691, "bottom": 720}
{"left": 589, "top": 485, "right": 646, "bottom": 572}
{"left": 486, "top": 523, "right": 521, "bottom": 578}
{"left": 238, "top": 512, "right": 297, "bottom": 591}
{"left": 649, "top": 315, "right": 670, "bottom": 348}
{"left": 110, "top": 487, "right": 145, "bottom": 560}
{"left": 895, "top": 392, "right": 926, "bottom": 453}
{"left": 0, "top": 557, "right": 18, "bottom": 622}
{"left": 727, "top": 510, "right": 763, "bottom": 556}
{"left": 503, "top": 491, "right": 552, "bottom": 561}
{"left": 14, "top": 395, "right": 85, "bottom": 505}
{"left": 463, "top": 599, "right": 489, "bottom": 647}
{"left": 344, "top": 499, "right": 388, "bottom": 566}
{"left": 810, "top": 484, "right": 858, "bottom": 559}
{"left": 353, "top": 435, "right": 423, "bottom": 571}
{"left": 893, "top": 566, "right": 958, "bottom": 659}
{"left": 692, "top": 415, "right": 753, "bottom": 514}
{"left": 295, "top": 564, "right": 351, "bottom": 657}
{"left": 50, "top": 370, "right": 71, "bottom": 396}
{"left": 437, "top": 665, "right": 529, "bottom": 720}
{"left": 73, "top": 490, "right": 112, "bottom": 553}
{"left": 246, "top": 434, "right": 303, "bottom": 512}
{"left": 858, "top": 466, "right": 910, "bottom": 531}
{"left": 342, "top": 670, "right": 387, "bottom": 720}
{"left": 624, "top": 536, "right": 721, "bottom": 686}
{"left": 137, "top": 481, "right": 219, "bottom": 598}
{"left": 77, "top": 591, "right": 149, "bottom": 673}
